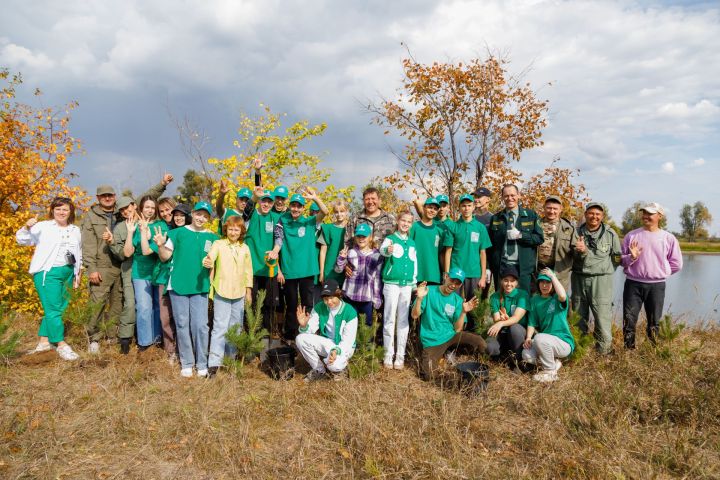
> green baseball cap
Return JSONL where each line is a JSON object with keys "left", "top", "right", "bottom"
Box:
{"left": 310, "top": 202, "right": 320, "bottom": 212}
{"left": 448, "top": 267, "right": 466, "bottom": 283}
{"left": 289, "top": 193, "right": 306, "bottom": 206}
{"left": 537, "top": 271, "right": 554, "bottom": 282}
{"left": 424, "top": 197, "right": 440, "bottom": 207}
{"left": 436, "top": 194, "right": 449, "bottom": 205}
{"left": 354, "top": 223, "right": 372, "bottom": 237}
{"left": 585, "top": 202, "right": 605, "bottom": 212}
{"left": 273, "top": 186, "right": 289, "bottom": 199}
{"left": 458, "top": 193, "right": 474, "bottom": 203}
{"left": 236, "top": 187, "right": 252, "bottom": 199}
{"left": 259, "top": 189, "right": 274, "bottom": 200}
{"left": 193, "top": 201, "right": 213, "bottom": 215}
{"left": 96, "top": 185, "right": 116, "bottom": 196}
{"left": 116, "top": 196, "right": 134, "bottom": 210}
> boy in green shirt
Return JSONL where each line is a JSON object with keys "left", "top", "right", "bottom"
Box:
{"left": 155, "top": 202, "right": 219, "bottom": 378}
{"left": 411, "top": 268, "right": 486, "bottom": 380}
{"left": 410, "top": 197, "right": 446, "bottom": 285}
{"left": 522, "top": 268, "right": 575, "bottom": 383}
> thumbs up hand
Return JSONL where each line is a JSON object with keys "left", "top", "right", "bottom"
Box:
{"left": 26, "top": 214, "right": 39, "bottom": 229}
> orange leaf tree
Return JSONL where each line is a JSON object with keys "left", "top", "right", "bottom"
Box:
{"left": 0, "top": 69, "right": 87, "bottom": 314}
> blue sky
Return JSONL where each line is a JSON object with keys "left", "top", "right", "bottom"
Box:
{"left": 2, "top": 0, "right": 719, "bottom": 233}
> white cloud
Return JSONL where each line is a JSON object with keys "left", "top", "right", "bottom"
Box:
{"left": 0, "top": 43, "right": 55, "bottom": 70}
{"left": 657, "top": 100, "right": 720, "bottom": 119}
{"left": 692, "top": 158, "right": 706, "bottom": 167}
{"left": 662, "top": 161, "right": 675, "bottom": 173}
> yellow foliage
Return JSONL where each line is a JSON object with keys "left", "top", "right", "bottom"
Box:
{"left": 0, "top": 69, "right": 88, "bottom": 314}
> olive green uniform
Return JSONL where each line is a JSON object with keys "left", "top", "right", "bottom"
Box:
{"left": 571, "top": 224, "right": 621, "bottom": 353}
{"left": 109, "top": 221, "right": 137, "bottom": 339}
{"left": 537, "top": 217, "right": 575, "bottom": 291}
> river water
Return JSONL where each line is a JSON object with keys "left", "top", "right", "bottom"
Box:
{"left": 610, "top": 253, "right": 720, "bottom": 325}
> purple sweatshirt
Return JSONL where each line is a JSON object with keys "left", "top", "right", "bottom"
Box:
{"left": 621, "top": 228, "right": 683, "bottom": 283}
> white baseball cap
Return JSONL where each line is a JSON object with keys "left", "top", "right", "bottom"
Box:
{"left": 639, "top": 202, "right": 665, "bottom": 215}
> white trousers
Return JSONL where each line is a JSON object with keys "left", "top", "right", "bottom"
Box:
{"left": 382, "top": 284, "right": 412, "bottom": 361}
{"left": 296, "top": 333, "right": 353, "bottom": 373}
{"left": 522, "top": 333, "right": 571, "bottom": 371}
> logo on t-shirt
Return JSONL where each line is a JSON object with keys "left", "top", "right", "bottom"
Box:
{"left": 547, "top": 302, "right": 556, "bottom": 314}
{"left": 264, "top": 221, "right": 273, "bottom": 233}
{"left": 204, "top": 240, "right": 212, "bottom": 253}
{"left": 434, "top": 235, "right": 440, "bottom": 247}
{"left": 444, "top": 304, "right": 456, "bottom": 317}
{"left": 471, "top": 232, "right": 480, "bottom": 243}
{"left": 298, "top": 226, "right": 306, "bottom": 238}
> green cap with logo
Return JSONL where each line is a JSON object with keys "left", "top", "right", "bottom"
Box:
{"left": 260, "top": 189, "right": 274, "bottom": 200}
{"left": 458, "top": 193, "right": 474, "bottom": 203}
{"left": 354, "top": 223, "right": 372, "bottom": 237}
{"left": 289, "top": 193, "right": 306, "bottom": 206}
{"left": 448, "top": 267, "right": 466, "bottom": 283}
{"left": 273, "top": 186, "right": 289, "bottom": 199}
{"left": 436, "top": 194, "right": 449, "bottom": 205}
{"left": 193, "top": 201, "right": 213, "bottom": 215}
{"left": 236, "top": 187, "right": 252, "bottom": 199}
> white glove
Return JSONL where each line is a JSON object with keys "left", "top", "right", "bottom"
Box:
{"left": 507, "top": 228, "right": 522, "bottom": 240}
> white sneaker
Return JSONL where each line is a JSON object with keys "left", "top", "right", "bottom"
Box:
{"left": 197, "top": 369, "right": 209, "bottom": 378}
{"left": 28, "top": 342, "right": 54, "bottom": 354}
{"left": 383, "top": 358, "right": 394, "bottom": 369}
{"left": 56, "top": 345, "right": 79, "bottom": 361}
{"left": 532, "top": 371, "right": 558, "bottom": 383}
{"left": 393, "top": 357, "right": 405, "bottom": 370}
{"left": 180, "top": 368, "right": 193, "bottom": 378}
{"left": 554, "top": 359, "right": 562, "bottom": 372}
{"left": 88, "top": 341, "right": 100, "bottom": 354}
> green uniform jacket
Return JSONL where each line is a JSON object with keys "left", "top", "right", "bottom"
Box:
{"left": 487, "top": 206, "right": 544, "bottom": 277}
{"left": 571, "top": 223, "right": 622, "bottom": 276}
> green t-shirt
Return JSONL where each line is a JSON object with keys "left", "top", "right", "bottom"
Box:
{"left": 489, "top": 288, "right": 530, "bottom": 327}
{"left": 321, "top": 224, "right": 346, "bottom": 284}
{"left": 528, "top": 294, "right": 575, "bottom": 352}
{"left": 217, "top": 208, "right": 241, "bottom": 235}
{"left": 279, "top": 214, "right": 319, "bottom": 280}
{"left": 410, "top": 220, "right": 445, "bottom": 283}
{"left": 447, "top": 217, "right": 491, "bottom": 278}
{"left": 166, "top": 226, "right": 219, "bottom": 295}
{"left": 131, "top": 220, "right": 167, "bottom": 280}
{"left": 415, "top": 285, "right": 464, "bottom": 348}
{"left": 246, "top": 210, "right": 280, "bottom": 277}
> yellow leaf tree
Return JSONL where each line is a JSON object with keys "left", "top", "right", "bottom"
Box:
{"left": 0, "top": 69, "right": 88, "bottom": 314}
{"left": 208, "top": 104, "right": 354, "bottom": 214}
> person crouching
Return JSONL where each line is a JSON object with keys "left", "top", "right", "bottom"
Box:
{"left": 296, "top": 279, "right": 358, "bottom": 382}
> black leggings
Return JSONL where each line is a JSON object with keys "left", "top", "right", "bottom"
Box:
{"left": 282, "top": 276, "right": 314, "bottom": 341}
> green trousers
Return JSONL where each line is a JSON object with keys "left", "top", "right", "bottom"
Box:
{"left": 33, "top": 265, "right": 74, "bottom": 343}
{"left": 571, "top": 273, "right": 614, "bottom": 353}
{"left": 118, "top": 260, "right": 136, "bottom": 339}
{"left": 86, "top": 266, "right": 123, "bottom": 341}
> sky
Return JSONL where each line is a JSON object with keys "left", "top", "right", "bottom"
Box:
{"left": 2, "top": 0, "right": 719, "bottom": 233}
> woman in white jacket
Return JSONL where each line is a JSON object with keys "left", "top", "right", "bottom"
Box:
{"left": 16, "top": 197, "right": 83, "bottom": 360}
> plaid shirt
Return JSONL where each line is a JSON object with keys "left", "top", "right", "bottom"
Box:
{"left": 335, "top": 247, "right": 384, "bottom": 309}
{"left": 345, "top": 209, "right": 397, "bottom": 247}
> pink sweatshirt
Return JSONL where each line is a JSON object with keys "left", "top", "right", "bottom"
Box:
{"left": 621, "top": 228, "right": 683, "bottom": 283}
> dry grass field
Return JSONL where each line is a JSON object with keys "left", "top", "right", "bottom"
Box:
{"left": 1, "top": 314, "right": 719, "bottom": 479}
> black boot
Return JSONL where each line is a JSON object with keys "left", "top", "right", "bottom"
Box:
{"left": 119, "top": 338, "right": 131, "bottom": 355}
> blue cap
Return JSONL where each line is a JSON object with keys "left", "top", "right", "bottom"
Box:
{"left": 448, "top": 267, "right": 466, "bottom": 283}
{"left": 459, "top": 193, "right": 474, "bottom": 203}
{"left": 273, "top": 186, "right": 289, "bottom": 199}
{"left": 500, "top": 265, "right": 519, "bottom": 280}
{"left": 236, "top": 187, "right": 252, "bottom": 199}
{"left": 310, "top": 202, "right": 320, "bottom": 212}
{"left": 473, "top": 187, "right": 491, "bottom": 198}
{"left": 436, "top": 194, "right": 449, "bottom": 205}
{"left": 260, "top": 189, "right": 274, "bottom": 200}
{"left": 424, "top": 197, "right": 440, "bottom": 207}
{"left": 354, "top": 223, "right": 372, "bottom": 237}
{"left": 289, "top": 193, "right": 306, "bottom": 206}
{"left": 193, "top": 201, "right": 213, "bottom": 215}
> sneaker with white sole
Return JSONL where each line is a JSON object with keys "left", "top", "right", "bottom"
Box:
{"left": 554, "top": 359, "right": 562, "bottom": 372}
{"left": 28, "top": 342, "right": 54, "bottom": 354}
{"left": 180, "top": 368, "right": 193, "bottom": 378}
{"left": 88, "top": 341, "right": 100, "bottom": 354}
{"left": 56, "top": 345, "right": 79, "bottom": 361}
{"left": 197, "top": 369, "right": 209, "bottom": 378}
{"left": 532, "top": 371, "right": 558, "bottom": 383}
{"left": 393, "top": 358, "right": 405, "bottom": 370}
{"left": 304, "top": 369, "right": 327, "bottom": 383}
{"left": 383, "top": 358, "right": 394, "bottom": 369}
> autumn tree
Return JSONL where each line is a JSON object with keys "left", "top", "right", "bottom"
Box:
{"left": 368, "top": 52, "right": 549, "bottom": 210}
{"left": 208, "top": 104, "right": 353, "bottom": 215}
{"left": 0, "top": 69, "right": 87, "bottom": 313}
{"left": 621, "top": 201, "right": 668, "bottom": 233}
{"left": 680, "top": 201, "right": 712, "bottom": 240}
{"left": 176, "top": 168, "right": 214, "bottom": 204}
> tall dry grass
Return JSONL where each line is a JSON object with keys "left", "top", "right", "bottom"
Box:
{"left": 1, "top": 313, "right": 718, "bottom": 479}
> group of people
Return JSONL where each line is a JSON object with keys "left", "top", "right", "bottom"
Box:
{"left": 16, "top": 162, "right": 683, "bottom": 383}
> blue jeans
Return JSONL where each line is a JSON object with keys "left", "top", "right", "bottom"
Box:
{"left": 209, "top": 295, "right": 245, "bottom": 368}
{"left": 169, "top": 292, "right": 209, "bottom": 370}
{"left": 133, "top": 279, "right": 162, "bottom": 347}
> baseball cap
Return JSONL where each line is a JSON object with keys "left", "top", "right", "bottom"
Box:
{"left": 458, "top": 193, "right": 474, "bottom": 203}
{"left": 424, "top": 197, "right": 440, "bottom": 207}
{"left": 448, "top": 267, "right": 466, "bottom": 283}
{"left": 289, "top": 193, "right": 306, "bottom": 206}
{"left": 310, "top": 202, "right": 320, "bottom": 212}
{"left": 537, "top": 270, "right": 554, "bottom": 282}
{"left": 320, "top": 278, "right": 340, "bottom": 296}
{"left": 639, "top": 202, "right": 665, "bottom": 215}
{"left": 193, "top": 201, "right": 213, "bottom": 215}
{"left": 545, "top": 195, "right": 562, "bottom": 205}
{"left": 436, "top": 194, "right": 449, "bottom": 205}
{"left": 355, "top": 223, "right": 372, "bottom": 237}
{"left": 236, "top": 187, "right": 252, "bottom": 199}
{"left": 585, "top": 202, "right": 605, "bottom": 212}
{"left": 116, "top": 196, "right": 134, "bottom": 210}
{"left": 273, "top": 186, "right": 289, "bottom": 199}
{"left": 500, "top": 265, "right": 519, "bottom": 280}
{"left": 259, "top": 189, "right": 274, "bottom": 200}
{"left": 96, "top": 185, "right": 116, "bottom": 196}
{"left": 171, "top": 204, "right": 191, "bottom": 216}
{"left": 473, "top": 187, "right": 491, "bottom": 198}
